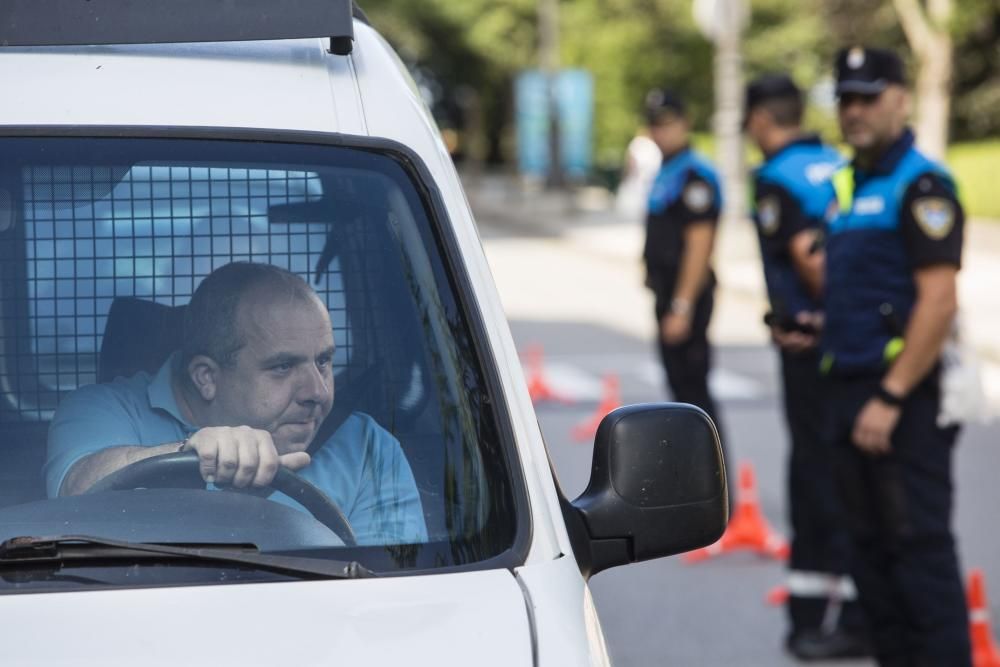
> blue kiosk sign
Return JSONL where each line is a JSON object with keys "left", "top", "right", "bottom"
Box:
{"left": 515, "top": 69, "right": 593, "bottom": 182}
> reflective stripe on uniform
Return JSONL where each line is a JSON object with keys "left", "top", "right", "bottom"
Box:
{"left": 883, "top": 336, "right": 905, "bottom": 364}
{"left": 787, "top": 571, "right": 858, "bottom": 600}
{"left": 832, "top": 166, "right": 855, "bottom": 213}
{"left": 820, "top": 352, "right": 835, "bottom": 376}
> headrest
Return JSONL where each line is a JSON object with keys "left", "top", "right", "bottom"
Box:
{"left": 98, "top": 298, "right": 185, "bottom": 383}
{"left": 0, "top": 188, "right": 13, "bottom": 233}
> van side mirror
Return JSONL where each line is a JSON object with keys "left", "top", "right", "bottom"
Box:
{"left": 566, "top": 403, "right": 728, "bottom": 578}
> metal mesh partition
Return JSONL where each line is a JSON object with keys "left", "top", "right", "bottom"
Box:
{"left": 0, "top": 139, "right": 517, "bottom": 559}
{"left": 1, "top": 162, "right": 363, "bottom": 422}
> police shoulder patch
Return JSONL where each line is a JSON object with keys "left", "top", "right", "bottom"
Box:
{"left": 683, "top": 180, "right": 713, "bottom": 214}
{"left": 912, "top": 197, "right": 956, "bottom": 240}
{"left": 757, "top": 195, "right": 781, "bottom": 235}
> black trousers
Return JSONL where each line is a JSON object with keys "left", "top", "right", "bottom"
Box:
{"left": 655, "top": 285, "right": 719, "bottom": 425}
{"left": 781, "top": 350, "right": 863, "bottom": 635}
{"left": 827, "top": 373, "right": 971, "bottom": 667}
{"left": 652, "top": 281, "right": 727, "bottom": 462}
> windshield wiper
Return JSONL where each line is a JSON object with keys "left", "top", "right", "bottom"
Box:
{"left": 0, "top": 535, "right": 375, "bottom": 580}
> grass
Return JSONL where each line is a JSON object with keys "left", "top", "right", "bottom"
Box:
{"left": 948, "top": 140, "right": 1000, "bottom": 221}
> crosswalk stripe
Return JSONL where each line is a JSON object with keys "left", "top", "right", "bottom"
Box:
{"left": 522, "top": 359, "right": 764, "bottom": 402}
{"left": 538, "top": 363, "right": 605, "bottom": 401}
{"left": 710, "top": 368, "right": 766, "bottom": 400}
{"left": 639, "top": 362, "right": 764, "bottom": 400}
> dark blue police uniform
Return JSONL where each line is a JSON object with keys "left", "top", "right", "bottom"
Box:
{"left": 644, "top": 146, "right": 724, "bottom": 431}
{"left": 822, "top": 126, "right": 971, "bottom": 666}
{"left": 752, "top": 134, "right": 866, "bottom": 641}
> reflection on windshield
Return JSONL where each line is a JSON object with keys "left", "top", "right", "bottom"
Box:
{"left": 0, "top": 137, "right": 517, "bottom": 588}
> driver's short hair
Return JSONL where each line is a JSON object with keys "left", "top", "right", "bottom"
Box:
{"left": 178, "top": 262, "right": 320, "bottom": 375}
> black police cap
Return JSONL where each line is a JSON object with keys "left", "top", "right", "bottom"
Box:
{"left": 745, "top": 73, "right": 802, "bottom": 111}
{"left": 743, "top": 73, "right": 801, "bottom": 127}
{"left": 644, "top": 88, "right": 687, "bottom": 124}
{"left": 835, "top": 46, "right": 905, "bottom": 95}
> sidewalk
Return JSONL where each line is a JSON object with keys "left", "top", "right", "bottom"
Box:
{"left": 465, "top": 171, "right": 1000, "bottom": 407}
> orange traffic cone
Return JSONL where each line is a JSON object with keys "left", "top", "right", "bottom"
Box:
{"left": 766, "top": 584, "right": 790, "bottom": 607}
{"left": 523, "top": 344, "right": 572, "bottom": 405}
{"left": 570, "top": 374, "right": 621, "bottom": 442}
{"left": 683, "top": 461, "right": 789, "bottom": 563}
{"left": 968, "top": 569, "right": 1000, "bottom": 667}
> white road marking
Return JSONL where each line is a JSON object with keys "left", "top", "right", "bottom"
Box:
{"left": 710, "top": 368, "right": 766, "bottom": 400}
{"left": 522, "top": 352, "right": 765, "bottom": 404}
{"left": 633, "top": 360, "right": 765, "bottom": 401}
{"left": 540, "top": 362, "right": 606, "bottom": 401}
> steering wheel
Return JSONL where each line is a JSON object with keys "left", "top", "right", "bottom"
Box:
{"left": 86, "top": 450, "right": 356, "bottom": 546}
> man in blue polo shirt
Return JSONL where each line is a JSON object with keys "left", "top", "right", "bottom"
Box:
{"left": 44, "top": 262, "right": 427, "bottom": 547}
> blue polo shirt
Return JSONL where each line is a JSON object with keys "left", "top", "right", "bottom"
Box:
{"left": 44, "top": 357, "right": 428, "bottom": 546}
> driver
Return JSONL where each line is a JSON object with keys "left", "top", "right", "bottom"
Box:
{"left": 44, "top": 261, "right": 427, "bottom": 546}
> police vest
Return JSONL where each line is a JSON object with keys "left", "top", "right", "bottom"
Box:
{"left": 752, "top": 141, "right": 841, "bottom": 318}
{"left": 821, "top": 145, "right": 954, "bottom": 375}
{"left": 644, "top": 149, "right": 722, "bottom": 271}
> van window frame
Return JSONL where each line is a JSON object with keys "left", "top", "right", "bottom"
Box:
{"left": 0, "top": 125, "right": 533, "bottom": 576}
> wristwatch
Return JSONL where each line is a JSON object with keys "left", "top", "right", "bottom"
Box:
{"left": 874, "top": 385, "right": 904, "bottom": 407}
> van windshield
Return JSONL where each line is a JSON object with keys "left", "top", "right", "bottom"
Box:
{"left": 0, "top": 135, "right": 519, "bottom": 590}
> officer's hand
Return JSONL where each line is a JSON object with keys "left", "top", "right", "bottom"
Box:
{"left": 182, "top": 426, "right": 311, "bottom": 487}
{"left": 772, "top": 312, "right": 823, "bottom": 353}
{"left": 771, "top": 328, "right": 816, "bottom": 353}
{"left": 851, "top": 398, "right": 901, "bottom": 456}
{"left": 661, "top": 312, "right": 692, "bottom": 345}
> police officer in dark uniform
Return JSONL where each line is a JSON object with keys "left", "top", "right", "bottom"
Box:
{"left": 642, "top": 90, "right": 726, "bottom": 444}
{"left": 822, "top": 47, "right": 971, "bottom": 666}
{"left": 744, "top": 73, "right": 869, "bottom": 660}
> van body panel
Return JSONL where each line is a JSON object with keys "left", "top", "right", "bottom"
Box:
{"left": 517, "top": 556, "right": 613, "bottom": 667}
{"left": 0, "top": 569, "right": 534, "bottom": 665}
{"left": 0, "top": 39, "right": 363, "bottom": 134}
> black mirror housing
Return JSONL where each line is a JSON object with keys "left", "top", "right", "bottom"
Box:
{"left": 569, "top": 403, "right": 728, "bottom": 577}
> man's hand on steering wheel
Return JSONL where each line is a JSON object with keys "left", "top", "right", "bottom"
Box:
{"left": 181, "top": 426, "right": 311, "bottom": 488}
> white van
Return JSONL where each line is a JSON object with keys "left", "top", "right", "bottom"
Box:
{"left": 0, "top": 2, "right": 728, "bottom": 664}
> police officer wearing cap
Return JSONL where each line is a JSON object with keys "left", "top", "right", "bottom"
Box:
{"left": 823, "top": 47, "right": 972, "bottom": 666}
{"left": 641, "top": 89, "right": 726, "bottom": 443}
{"left": 744, "top": 73, "right": 869, "bottom": 660}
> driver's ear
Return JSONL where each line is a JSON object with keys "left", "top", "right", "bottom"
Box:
{"left": 187, "top": 355, "right": 221, "bottom": 402}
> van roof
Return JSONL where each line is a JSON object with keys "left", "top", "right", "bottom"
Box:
{"left": 0, "top": 16, "right": 448, "bottom": 162}
{"left": 0, "top": 13, "right": 459, "bottom": 252}
{"left": 0, "top": 36, "right": 367, "bottom": 133}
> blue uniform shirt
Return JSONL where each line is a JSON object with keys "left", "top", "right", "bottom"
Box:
{"left": 643, "top": 146, "right": 722, "bottom": 274}
{"left": 45, "top": 356, "right": 428, "bottom": 546}
{"left": 751, "top": 135, "right": 841, "bottom": 319}
{"left": 822, "top": 128, "right": 964, "bottom": 374}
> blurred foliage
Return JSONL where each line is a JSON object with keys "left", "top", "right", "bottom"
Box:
{"left": 360, "top": 0, "right": 1000, "bottom": 170}
{"left": 949, "top": 139, "right": 1000, "bottom": 219}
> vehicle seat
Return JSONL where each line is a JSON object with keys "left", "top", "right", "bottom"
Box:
{"left": 98, "top": 297, "right": 185, "bottom": 383}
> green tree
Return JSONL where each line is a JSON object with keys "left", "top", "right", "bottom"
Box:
{"left": 359, "top": 0, "right": 999, "bottom": 171}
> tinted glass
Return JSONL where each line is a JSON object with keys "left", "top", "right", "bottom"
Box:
{"left": 0, "top": 137, "right": 517, "bottom": 590}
